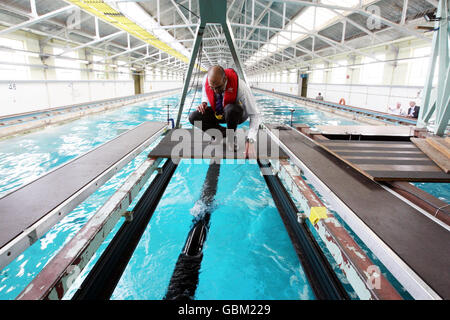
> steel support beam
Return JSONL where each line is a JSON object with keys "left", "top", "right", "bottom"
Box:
{"left": 418, "top": 0, "right": 449, "bottom": 135}
{"left": 0, "top": 5, "right": 75, "bottom": 36}
{"left": 175, "top": 0, "right": 249, "bottom": 128}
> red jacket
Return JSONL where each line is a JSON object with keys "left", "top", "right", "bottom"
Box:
{"left": 205, "top": 68, "right": 239, "bottom": 112}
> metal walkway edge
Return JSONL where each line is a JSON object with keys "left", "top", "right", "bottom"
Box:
{"left": 72, "top": 159, "right": 178, "bottom": 300}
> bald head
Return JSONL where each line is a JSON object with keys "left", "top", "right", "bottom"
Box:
{"left": 207, "top": 65, "right": 227, "bottom": 93}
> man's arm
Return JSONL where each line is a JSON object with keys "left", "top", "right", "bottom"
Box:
{"left": 237, "top": 79, "right": 261, "bottom": 141}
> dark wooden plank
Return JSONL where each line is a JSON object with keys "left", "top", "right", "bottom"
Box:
{"left": 350, "top": 159, "right": 433, "bottom": 165}
{"left": 149, "top": 128, "right": 287, "bottom": 160}
{"left": 322, "top": 140, "right": 414, "bottom": 145}
{"left": 322, "top": 142, "right": 416, "bottom": 149}
{"left": 328, "top": 149, "right": 423, "bottom": 154}
{"left": 0, "top": 122, "right": 167, "bottom": 250}
{"left": 358, "top": 164, "right": 442, "bottom": 172}
{"left": 312, "top": 125, "right": 414, "bottom": 136}
{"left": 338, "top": 151, "right": 429, "bottom": 158}
{"left": 317, "top": 138, "right": 449, "bottom": 182}
{"left": 366, "top": 171, "right": 450, "bottom": 182}
{"left": 328, "top": 146, "right": 423, "bottom": 152}
{"left": 345, "top": 156, "right": 429, "bottom": 161}
{"left": 266, "top": 124, "right": 450, "bottom": 298}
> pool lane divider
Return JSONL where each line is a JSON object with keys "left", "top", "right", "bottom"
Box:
{"left": 164, "top": 160, "right": 221, "bottom": 300}
{"left": 258, "top": 160, "right": 349, "bottom": 300}
{"left": 71, "top": 159, "right": 178, "bottom": 300}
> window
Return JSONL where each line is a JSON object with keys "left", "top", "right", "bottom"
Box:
{"left": 331, "top": 60, "right": 347, "bottom": 84}
{"left": 360, "top": 54, "right": 385, "bottom": 85}
{"left": 288, "top": 69, "right": 297, "bottom": 83}
{"left": 145, "top": 68, "right": 153, "bottom": 81}
{"left": 117, "top": 66, "right": 130, "bottom": 80}
{"left": 92, "top": 55, "right": 106, "bottom": 80}
{"left": 407, "top": 47, "right": 431, "bottom": 86}
{"left": 311, "top": 64, "right": 324, "bottom": 83}
{"left": 154, "top": 68, "right": 161, "bottom": 81}
{"left": 0, "top": 38, "right": 29, "bottom": 80}
{"left": 53, "top": 47, "right": 81, "bottom": 80}
{"left": 281, "top": 70, "right": 288, "bottom": 83}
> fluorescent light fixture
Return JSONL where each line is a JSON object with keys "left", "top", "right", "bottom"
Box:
{"left": 114, "top": 2, "right": 190, "bottom": 59}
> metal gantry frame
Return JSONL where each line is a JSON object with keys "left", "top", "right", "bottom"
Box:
{"left": 175, "top": 0, "right": 249, "bottom": 128}
{"left": 418, "top": 0, "right": 450, "bottom": 136}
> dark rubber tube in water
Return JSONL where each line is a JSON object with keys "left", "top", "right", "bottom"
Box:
{"left": 164, "top": 161, "right": 221, "bottom": 300}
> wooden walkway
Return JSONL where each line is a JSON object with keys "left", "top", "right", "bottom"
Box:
{"left": 317, "top": 140, "right": 450, "bottom": 182}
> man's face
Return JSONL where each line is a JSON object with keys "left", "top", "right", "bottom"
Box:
{"left": 396, "top": 103, "right": 401, "bottom": 109}
{"left": 209, "top": 75, "right": 226, "bottom": 94}
{"left": 410, "top": 101, "right": 415, "bottom": 107}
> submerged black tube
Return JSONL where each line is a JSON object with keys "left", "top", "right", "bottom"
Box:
{"left": 164, "top": 162, "right": 220, "bottom": 300}
{"left": 72, "top": 159, "right": 178, "bottom": 300}
{"left": 258, "top": 160, "right": 349, "bottom": 300}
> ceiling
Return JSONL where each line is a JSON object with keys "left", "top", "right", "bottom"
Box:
{"left": 0, "top": 0, "right": 438, "bottom": 75}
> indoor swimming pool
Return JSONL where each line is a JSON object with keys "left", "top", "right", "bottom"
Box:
{"left": 0, "top": 91, "right": 447, "bottom": 300}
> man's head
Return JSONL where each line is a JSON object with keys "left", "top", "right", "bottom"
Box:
{"left": 409, "top": 101, "right": 416, "bottom": 108}
{"left": 318, "top": 92, "right": 322, "bottom": 96}
{"left": 396, "top": 102, "right": 401, "bottom": 109}
{"left": 208, "top": 65, "right": 227, "bottom": 94}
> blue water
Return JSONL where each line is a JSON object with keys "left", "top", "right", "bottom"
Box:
{"left": 0, "top": 90, "right": 448, "bottom": 300}
{"left": 110, "top": 161, "right": 314, "bottom": 300}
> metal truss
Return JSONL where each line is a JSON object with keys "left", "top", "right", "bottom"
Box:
{"left": 0, "top": 0, "right": 438, "bottom": 78}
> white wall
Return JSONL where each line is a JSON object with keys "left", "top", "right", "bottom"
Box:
{"left": 0, "top": 80, "right": 134, "bottom": 117}
{"left": 143, "top": 80, "right": 183, "bottom": 93}
{"left": 253, "top": 82, "right": 299, "bottom": 95}
{"left": 0, "top": 79, "right": 184, "bottom": 117}
{"left": 306, "top": 82, "right": 424, "bottom": 113}
{"left": 251, "top": 81, "right": 426, "bottom": 114}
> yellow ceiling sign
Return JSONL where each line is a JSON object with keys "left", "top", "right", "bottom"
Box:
{"left": 67, "top": 0, "right": 205, "bottom": 71}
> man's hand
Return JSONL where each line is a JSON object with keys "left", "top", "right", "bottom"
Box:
{"left": 245, "top": 139, "right": 256, "bottom": 159}
{"left": 197, "top": 102, "right": 207, "bottom": 114}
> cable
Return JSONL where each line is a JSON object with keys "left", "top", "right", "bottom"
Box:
{"left": 175, "top": 2, "right": 200, "bottom": 19}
